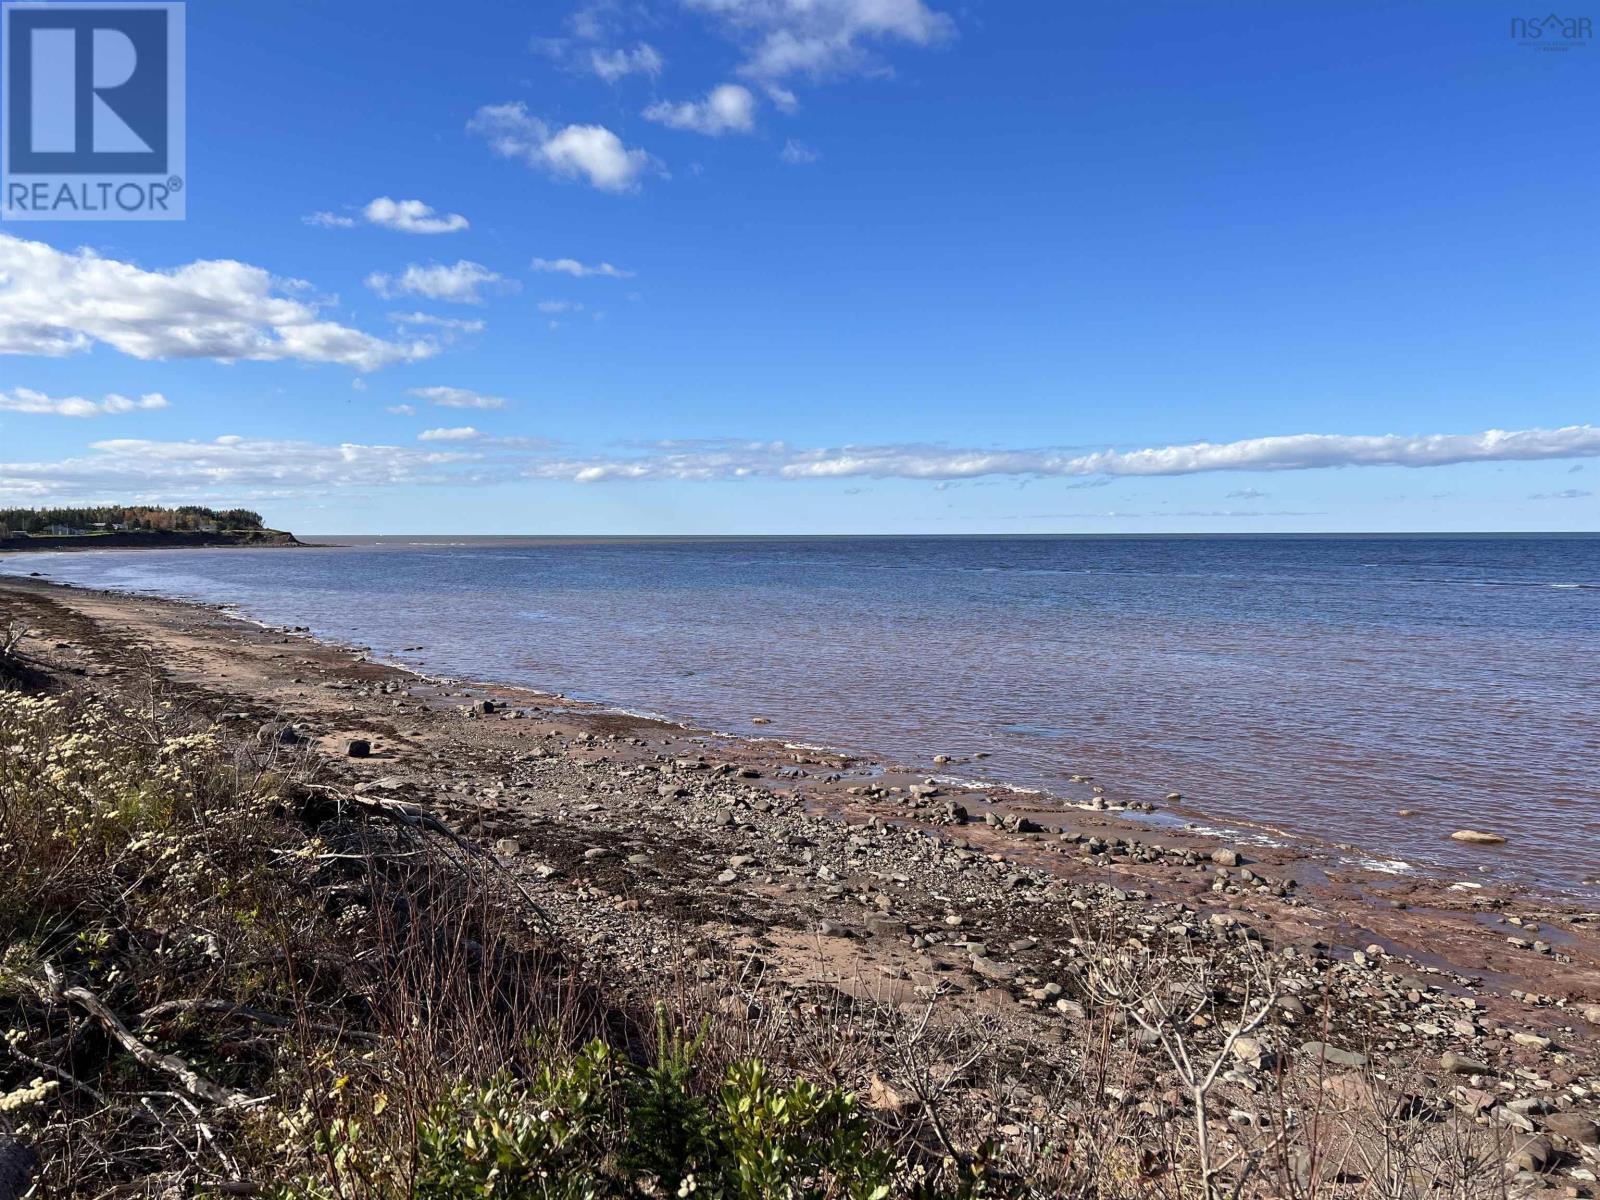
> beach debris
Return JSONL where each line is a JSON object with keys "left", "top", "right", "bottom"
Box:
{"left": 1450, "top": 829, "right": 1507, "bottom": 844}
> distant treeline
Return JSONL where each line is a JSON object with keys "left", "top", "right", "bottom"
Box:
{"left": 0, "top": 505, "right": 265, "bottom": 535}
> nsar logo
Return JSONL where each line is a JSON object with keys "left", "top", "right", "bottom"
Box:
{"left": 1510, "top": 12, "right": 1593, "bottom": 49}
{"left": 2, "top": 2, "right": 185, "bottom": 220}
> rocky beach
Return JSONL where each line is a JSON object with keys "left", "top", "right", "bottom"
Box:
{"left": 2, "top": 571, "right": 1597, "bottom": 1195}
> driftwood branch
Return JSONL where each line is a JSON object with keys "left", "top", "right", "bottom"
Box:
{"left": 27, "top": 966, "right": 255, "bottom": 1111}
{"left": 304, "top": 782, "right": 556, "bottom": 928}
{"left": 138, "top": 998, "right": 379, "bottom": 1044}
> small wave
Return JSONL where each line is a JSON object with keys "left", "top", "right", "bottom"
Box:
{"left": 1353, "top": 856, "right": 1415, "bottom": 875}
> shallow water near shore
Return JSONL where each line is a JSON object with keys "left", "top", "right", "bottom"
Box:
{"left": 7, "top": 533, "right": 1597, "bottom": 898}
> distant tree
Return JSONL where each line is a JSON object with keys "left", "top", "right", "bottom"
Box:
{"left": 0, "top": 505, "right": 269, "bottom": 535}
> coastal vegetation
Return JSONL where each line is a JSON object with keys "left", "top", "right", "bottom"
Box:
{"left": 0, "top": 506, "right": 266, "bottom": 537}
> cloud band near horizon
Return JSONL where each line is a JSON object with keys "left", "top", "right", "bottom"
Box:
{"left": 1, "top": 425, "right": 1597, "bottom": 502}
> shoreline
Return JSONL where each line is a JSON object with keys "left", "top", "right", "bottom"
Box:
{"left": 1, "top": 551, "right": 1575, "bottom": 904}
{"left": 2, "top": 571, "right": 1596, "bottom": 995}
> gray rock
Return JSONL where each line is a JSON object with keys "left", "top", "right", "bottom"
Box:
{"left": 1440, "top": 1051, "right": 1493, "bottom": 1076}
{"left": 1210, "top": 848, "right": 1243, "bottom": 867}
{"left": 1300, "top": 1041, "right": 1368, "bottom": 1070}
{"left": 346, "top": 738, "right": 371, "bottom": 758}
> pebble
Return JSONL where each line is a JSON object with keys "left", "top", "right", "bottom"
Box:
{"left": 1450, "top": 829, "right": 1507, "bottom": 845}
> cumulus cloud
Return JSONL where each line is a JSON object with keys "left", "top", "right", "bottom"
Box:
{"left": 365, "top": 261, "right": 512, "bottom": 305}
{"left": 386, "top": 404, "right": 416, "bottom": 416}
{"left": 0, "top": 388, "right": 168, "bottom": 418}
{"left": 306, "top": 198, "right": 469, "bottom": 234}
{"left": 644, "top": 84, "right": 758, "bottom": 135}
{"left": 468, "top": 104, "right": 657, "bottom": 192}
{"left": 0, "top": 234, "right": 433, "bottom": 371}
{"left": 531, "top": 256, "right": 634, "bottom": 279}
{"left": 590, "top": 42, "right": 664, "bottom": 81}
{"left": 362, "top": 197, "right": 469, "bottom": 234}
{"left": 407, "top": 386, "right": 508, "bottom": 410}
{"left": 779, "top": 138, "right": 820, "bottom": 163}
{"left": 684, "top": 0, "right": 954, "bottom": 82}
{"left": 418, "top": 426, "right": 481, "bottom": 442}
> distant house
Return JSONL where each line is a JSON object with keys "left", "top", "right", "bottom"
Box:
{"left": 43, "top": 524, "right": 80, "bottom": 536}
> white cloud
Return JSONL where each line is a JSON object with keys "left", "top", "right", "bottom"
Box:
{"left": 306, "top": 199, "right": 469, "bottom": 235}
{"left": 388, "top": 311, "right": 487, "bottom": 334}
{"left": 10, "top": 424, "right": 1593, "bottom": 504}
{"left": 1528, "top": 488, "right": 1592, "bottom": 500}
{"left": 365, "top": 260, "right": 512, "bottom": 305}
{"left": 407, "top": 386, "right": 508, "bottom": 410}
{"left": 0, "top": 436, "right": 493, "bottom": 502}
{"left": 644, "top": 84, "right": 757, "bottom": 135}
{"left": 362, "top": 197, "right": 469, "bottom": 234}
{"left": 468, "top": 103, "right": 657, "bottom": 192}
{"left": 386, "top": 404, "right": 416, "bottom": 416}
{"left": 0, "top": 387, "right": 168, "bottom": 418}
{"left": 538, "top": 300, "right": 583, "bottom": 314}
{"left": 779, "top": 137, "right": 819, "bottom": 163}
{"left": 530, "top": 256, "right": 634, "bottom": 279}
{"left": 521, "top": 424, "right": 1600, "bottom": 483}
{"left": 590, "top": 42, "right": 664, "bottom": 81}
{"left": 0, "top": 234, "right": 433, "bottom": 372}
{"left": 684, "top": 0, "right": 954, "bottom": 82}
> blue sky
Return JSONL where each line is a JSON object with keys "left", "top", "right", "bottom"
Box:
{"left": 1, "top": 0, "right": 1596, "bottom": 533}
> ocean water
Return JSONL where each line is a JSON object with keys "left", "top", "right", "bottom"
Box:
{"left": 7, "top": 534, "right": 1597, "bottom": 897}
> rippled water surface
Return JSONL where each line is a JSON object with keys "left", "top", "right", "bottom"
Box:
{"left": 8, "top": 534, "right": 1596, "bottom": 896}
